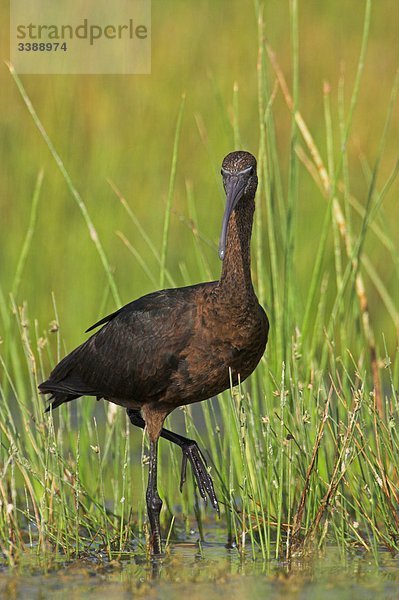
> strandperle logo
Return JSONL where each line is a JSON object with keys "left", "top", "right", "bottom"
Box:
{"left": 10, "top": 0, "right": 151, "bottom": 74}
{"left": 16, "top": 19, "right": 148, "bottom": 46}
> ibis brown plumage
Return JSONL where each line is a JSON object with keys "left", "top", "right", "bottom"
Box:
{"left": 39, "top": 150, "right": 269, "bottom": 555}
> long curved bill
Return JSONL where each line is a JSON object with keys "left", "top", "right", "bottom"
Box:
{"left": 218, "top": 176, "right": 247, "bottom": 260}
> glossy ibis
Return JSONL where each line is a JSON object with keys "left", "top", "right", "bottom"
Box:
{"left": 39, "top": 150, "right": 269, "bottom": 555}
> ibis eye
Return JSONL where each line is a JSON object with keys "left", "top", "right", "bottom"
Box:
{"left": 239, "top": 165, "right": 254, "bottom": 177}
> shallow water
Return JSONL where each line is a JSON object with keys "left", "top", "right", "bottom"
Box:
{"left": 1, "top": 533, "right": 399, "bottom": 600}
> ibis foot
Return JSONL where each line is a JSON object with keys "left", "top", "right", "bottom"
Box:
{"left": 128, "top": 409, "right": 219, "bottom": 513}
{"left": 179, "top": 440, "right": 219, "bottom": 513}
{"left": 146, "top": 439, "right": 163, "bottom": 556}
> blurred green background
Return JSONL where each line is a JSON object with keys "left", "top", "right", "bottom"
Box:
{"left": 1, "top": 0, "right": 398, "bottom": 350}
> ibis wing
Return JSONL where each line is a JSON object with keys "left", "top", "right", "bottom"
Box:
{"left": 85, "top": 308, "right": 121, "bottom": 333}
{"left": 40, "top": 288, "right": 196, "bottom": 407}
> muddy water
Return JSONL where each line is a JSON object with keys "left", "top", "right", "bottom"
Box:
{"left": 1, "top": 538, "right": 399, "bottom": 599}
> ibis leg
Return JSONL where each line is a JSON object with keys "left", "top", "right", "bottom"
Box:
{"left": 147, "top": 438, "right": 163, "bottom": 555}
{"left": 128, "top": 409, "right": 219, "bottom": 513}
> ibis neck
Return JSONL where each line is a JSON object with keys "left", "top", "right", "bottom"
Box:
{"left": 219, "top": 199, "right": 255, "bottom": 298}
